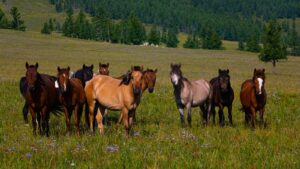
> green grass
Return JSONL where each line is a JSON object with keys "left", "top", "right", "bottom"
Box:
{"left": 0, "top": 29, "right": 300, "bottom": 168}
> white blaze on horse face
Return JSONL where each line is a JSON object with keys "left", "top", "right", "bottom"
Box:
{"left": 63, "top": 74, "right": 67, "bottom": 91}
{"left": 55, "top": 80, "right": 59, "bottom": 88}
{"left": 171, "top": 73, "right": 179, "bottom": 85}
{"left": 257, "top": 78, "right": 263, "bottom": 95}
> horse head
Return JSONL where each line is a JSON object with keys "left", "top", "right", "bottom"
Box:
{"left": 143, "top": 68, "right": 158, "bottom": 93}
{"left": 57, "top": 66, "right": 71, "bottom": 93}
{"left": 120, "top": 65, "right": 144, "bottom": 95}
{"left": 218, "top": 69, "right": 231, "bottom": 93}
{"left": 252, "top": 68, "right": 265, "bottom": 95}
{"left": 98, "top": 62, "right": 110, "bottom": 75}
{"left": 82, "top": 64, "right": 94, "bottom": 82}
{"left": 170, "top": 63, "right": 182, "bottom": 86}
{"left": 25, "top": 62, "right": 40, "bottom": 92}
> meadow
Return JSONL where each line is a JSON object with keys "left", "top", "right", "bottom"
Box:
{"left": 0, "top": 29, "right": 300, "bottom": 168}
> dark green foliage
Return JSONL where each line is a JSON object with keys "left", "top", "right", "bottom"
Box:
{"left": 238, "top": 39, "right": 245, "bottom": 50}
{"left": 259, "top": 20, "right": 287, "bottom": 67}
{"left": 110, "top": 23, "right": 121, "bottom": 43}
{"left": 74, "top": 10, "right": 91, "bottom": 39}
{"left": 62, "top": 10, "right": 74, "bottom": 37}
{"left": 127, "top": 14, "right": 146, "bottom": 45}
{"left": 48, "top": 18, "right": 54, "bottom": 31}
{"left": 161, "top": 27, "right": 167, "bottom": 44}
{"left": 92, "top": 7, "right": 112, "bottom": 42}
{"left": 200, "top": 27, "right": 222, "bottom": 50}
{"left": 246, "top": 32, "right": 261, "bottom": 52}
{"left": 288, "top": 18, "right": 300, "bottom": 56}
{"left": 10, "top": 7, "right": 26, "bottom": 31}
{"left": 183, "top": 35, "right": 200, "bottom": 49}
{"left": 148, "top": 26, "right": 160, "bottom": 45}
{"left": 0, "top": 7, "right": 9, "bottom": 28}
{"left": 166, "top": 28, "right": 179, "bottom": 48}
{"left": 41, "top": 22, "right": 51, "bottom": 34}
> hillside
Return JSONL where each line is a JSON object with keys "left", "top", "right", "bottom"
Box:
{"left": 1, "top": 28, "right": 300, "bottom": 168}
{"left": 0, "top": 0, "right": 66, "bottom": 31}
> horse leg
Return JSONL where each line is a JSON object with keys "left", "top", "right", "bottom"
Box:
{"left": 118, "top": 113, "right": 123, "bottom": 124}
{"left": 259, "top": 107, "right": 265, "bottom": 127}
{"left": 63, "top": 106, "right": 71, "bottom": 134}
{"left": 250, "top": 107, "right": 256, "bottom": 128}
{"left": 128, "top": 109, "right": 135, "bottom": 132}
{"left": 228, "top": 105, "right": 233, "bottom": 126}
{"left": 200, "top": 105, "right": 207, "bottom": 125}
{"left": 88, "top": 100, "right": 96, "bottom": 133}
{"left": 84, "top": 101, "right": 89, "bottom": 130}
{"left": 186, "top": 104, "right": 192, "bottom": 127}
{"left": 211, "top": 103, "right": 216, "bottom": 125}
{"left": 218, "top": 105, "right": 225, "bottom": 127}
{"left": 29, "top": 107, "right": 37, "bottom": 136}
{"left": 23, "top": 103, "right": 29, "bottom": 124}
{"left": 74, "top": 104, "right": 82, "bottom": 136}
{"left": 178, "top": 108, "right": 185, "bottom": 127}
{"left": 122, "top": 108, "right": 131, "bottom": 136}
{"left": 95, "top": 106, "right": 105, "bottom": 135}
{"left": 37, "top": 111, "right": 42, "bottom": 135}
{"left": 41, "top": 106, "right": 49, "bottom": 137}
{"left": 206, "top": 99, "right": 212, "bottom": 125}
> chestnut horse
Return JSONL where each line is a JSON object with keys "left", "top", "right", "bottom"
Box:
{"left": 210, "top": 69, "right": 234, "bottom": 126}
{"left": 240, "top": 68, "right": 267, "bottom": 128}
{"left": 71, "top": 64, "right": 93, "bottom": 129}
{"left": 23, "top": 62, "right": 61, "bottom": 136}
{"left": 118, "top": 68, "right": 158, "bottom": 123}
{"left": 170, "top": 64, "right": 212, "bottom": 127}
{"left": 98, "top": 62, "right": 110, "bottom": 75}
{"left": 57, "top": 66, "right": 85, "bottom": 135}
{"left": 85, "top": 66, "right": 144, "bottom": 135}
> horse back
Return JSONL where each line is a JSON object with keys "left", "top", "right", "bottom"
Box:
{"left": 190, "top": 79, "right": 211, "bottom": 105}
{"left": 240, "top": 79, "right": 256, "bottom": 108}
{"left": 40, "top": 74, "right": 60, "bottom": 106}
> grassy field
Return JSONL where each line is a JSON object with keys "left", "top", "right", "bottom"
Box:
{"left": 1, "top": 29, "right": 300, "bottom": 168}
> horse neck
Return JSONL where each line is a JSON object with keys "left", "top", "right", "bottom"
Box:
{"left": 141, "top": 79, "right": 148, "bottom": 92}
{"left": 122, "top": 82, "right": 140, "bottom": 103}
{"left": 173, "top": 77, "right": 186, "bottom": 96}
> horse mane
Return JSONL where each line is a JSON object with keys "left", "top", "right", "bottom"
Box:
{"left": 119, "top": 71, "right": 131, "bottom": 85}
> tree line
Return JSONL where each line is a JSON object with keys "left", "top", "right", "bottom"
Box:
{"left": 0, "top": 7, "right": 26, "bottom": 31}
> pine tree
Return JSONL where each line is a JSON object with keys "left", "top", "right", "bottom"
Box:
{"left": 127, "top": 14, "right": 146, "bottom": 45}
{"left": 161, "top": 27, "right": 167, "bottom": 44}
{"left": 166, "top": 28, "right": 179, "bottom": 48}
{"left": 211, "top": 31, "right": 222, "bottom": 49}
{"left": 238, "top": 39, "right": 245, "bottom": 50}
{"left": 119, "top": 19, "right": 130, "bottom": 44}
{"left": 200, "top": 26, "right": 222, "bottom": 49}
{"left": 10, "top": 7, "right": 26, "bottom": 31}
{"left": 289, "top": 18, "right": 300, "bottom": 56}
{"left": 246, "top": 32, "right": 261, "bottom": 52}
{"left": 92, "top": 7, "right": 112, "bottom": 42}
{"left": 259, "top": 20, "right": 287, "bottom": 67}
{"left": 41, "top": 22, "right": 51, "bottom": 34}
{"left": 62, "top": 10, "right": 74, "bottom": 37}
{"left": 110, "top": 23, "right": 121, "bottom": 43}
{"left": 183, "top": 34, "right": 200, "bottom": 49}
{"left": 148, "top": 26, "right": 160, "bottom": 45}
{"left": 48, "top": 18, "right": 54, "bottom": 32}
{"left": 0, "top": 7, "right": 8, "bottom": 28}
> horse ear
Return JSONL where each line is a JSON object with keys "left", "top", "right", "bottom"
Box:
{"left": 107, "top": 63, "right": 109, "bottom": 67}
{"left": 262, "top": 68, "right": 265, "bottom": 73}
{"left": 35, "top": 63, "right": 39, "bottom": 69}
{"left": 57, "top": 66, "right": 61, "bottom": 72}
{"left": 141, "top": 65, "right": 144, "bottom": 71}
{"left": 218, "top": 69, "right": 221, "bottom": 74}
{"left": 83, "top": 64, "right": 86, "bottom": 69}
{"left": 253, "top": 68, "right": 257, "bottom": 75}
{"left": 67, "top": 66, "right": 70, "bottom": 71}
{"left": 170, "top": 63, "right": 173, "bottom": 68}
{"left": 25, "top": 62, "right": 29, "bottom": 69}
{"left": 91, "top": 64, "right": 93, "bottom": 70}
{"left": 154, "top": 69, "right": 158, "bottom": 73}
{"left": 226, "top": 69, "right": 229, "bottom": 73}
{"left": 99, "top": 62, "right": 101, "bottom": 67}
{"left": 131, "top": 65, "right": 134, "bottom": 71}
{"left": 178, "top": 63, "right": 181, "bottom": 68}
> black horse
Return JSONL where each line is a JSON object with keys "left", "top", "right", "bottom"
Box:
{"left": 72, "top": 64, "right": 94, "bottom": 129}
{"left": 210, "top": 69, "right": 234, "bottom": 126}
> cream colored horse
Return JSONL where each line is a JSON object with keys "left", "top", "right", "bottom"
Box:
{"left": 85, "top": 66, "right": 144, "bottom": 135}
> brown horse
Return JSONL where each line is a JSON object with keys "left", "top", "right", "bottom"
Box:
{"left": 57, "top": 66, "right": 85, "bottom": 135}
{"left": 24, "top": 62, "right": 61, "bottom": 136}
{"left": 210, "top": 69, "right": 234, "bottom": 126}
{"left": 98, "top": 63, "right": 110, "bottom": 75}
{"left": 118, "top": 68, "right": 158, "bottom": 123}
{"left": 85, "top": 66, "right": 144, "bottom": 135}
{"left": 240, "top": 68, "right": 267, "bottom": 128}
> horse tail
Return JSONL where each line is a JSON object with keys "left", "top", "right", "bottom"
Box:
{"left": 19, "top": 76, "right": 27, "bottom": 96}
{"left": 51, "top": 104, "right": 64, "bottom": 116}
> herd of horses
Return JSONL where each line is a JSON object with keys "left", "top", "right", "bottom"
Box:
{"left": 19, "top": 62, "right": 266, "bottom": 137}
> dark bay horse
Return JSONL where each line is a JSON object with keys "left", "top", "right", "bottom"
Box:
{"left": 98, "top": 63, "right": 110, "bottom": 75}
{"left": 240, "top": 68, "right": 267, "bottom": 128}
{"left": 57, "top": 66, "right": 86, "bottom": 135}
{"left": 210, "top": 69, "right": 234, "bottom": 126}
{"left": 71, "top": 64, "right": 93, "bottom": 129}
{"left": 170, "top": 64, "right": 212, "bottom": 127}
{"left": 23, "top": 62, "right": 61, "bottom": 136}
{"left": 118, "top": 68, "right": 158, "bottom": 123}
{"left": 85, "top": 66, "right": 144, "bottom": 135}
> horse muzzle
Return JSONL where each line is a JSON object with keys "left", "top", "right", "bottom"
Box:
{"left": 148, "top": 88, "right": 154, "bottom": 93}
{"left": 134, "top": 88, "right": 141, "bottom": 95}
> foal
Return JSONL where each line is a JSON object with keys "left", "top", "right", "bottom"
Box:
{"left": 57, "top": 66, "right": 85, "bottom": 135}
{"left": 210, "top": 69, "right": 234, "bottom": 126}
{"left": 170, "top": 64, "right": 212, "bottom": 127}
{"left": 240, "top": 68, "right": 267, "bottom": 128}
